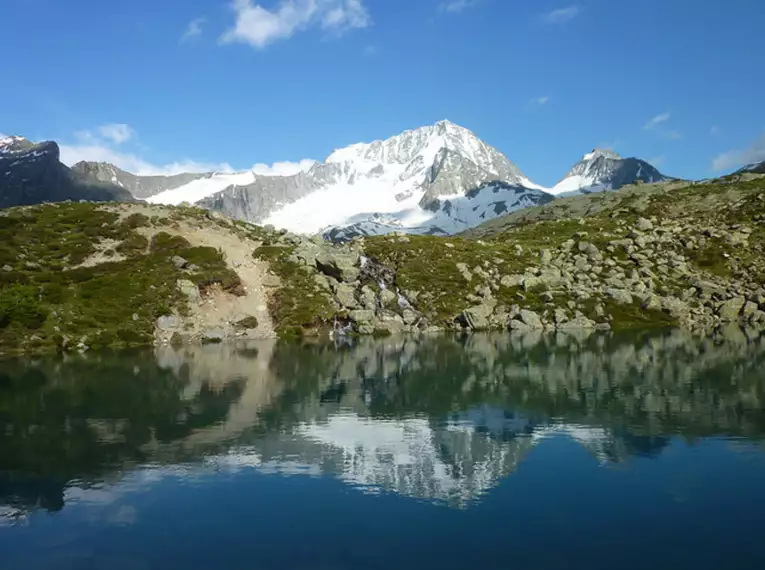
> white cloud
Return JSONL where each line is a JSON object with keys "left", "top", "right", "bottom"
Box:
{"left": 97, "top": 123, "right": 135, "bottom": 145}
{"left": 712, "top": 131, "right": 765, "bottom": 171}
{"left": 530, "top": 95, "right": 550, "bottom": 106}
{"left": 541, "top": 5, "right": 580, "bottom": 24}
{"left": 60, "top": 143, "right": 234, "bottom": 176}
{"left": 643, "top": 112, "right": 671, "bottom": 130}
{"left": 362, "top": 44, "right": 379, "bottom": 56}
{"left": 662, "top": 129, "right": 683, "bottom": 141}
{"left": 220, "top": 0, "right": 370, "bottom": 49}
{"left": 439, "top": 0, "right": 478, "bottom": 13}
{"left": 58, "top": 125, "right": 315, "bottom": 177}
{"left": 251, "top": 159, "right": 316, "bottom": 176}
{"left": 648, "top": 155, "right": 666, "bottom": 167}
{"left": 182, "top": 17, "right": 206, "bottom": 42}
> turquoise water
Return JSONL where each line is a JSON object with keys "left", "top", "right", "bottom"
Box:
{"left": 2, "top": 329, "right": 765, "bottom": 569}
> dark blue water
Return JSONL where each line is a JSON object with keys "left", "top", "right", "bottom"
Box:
{"left": 2, "top": 329, "right": 765, "bottom": 569}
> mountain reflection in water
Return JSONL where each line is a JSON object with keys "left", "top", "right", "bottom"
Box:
{"left": 2, "top": 326, "right": 764, "bottom": 524}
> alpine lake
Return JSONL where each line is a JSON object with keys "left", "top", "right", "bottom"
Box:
{"left": 2, "top": 327, "right": 765, "bottom": 569}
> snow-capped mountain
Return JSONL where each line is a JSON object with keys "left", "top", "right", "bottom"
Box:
{"left": 197, "top": 120, "right": 552, "bottom": 237}
{"left": 0, "top": 135, "right": 133, "bottom": 208}
{"left": 550, "top": 148, "right": 668, "bottom": 196}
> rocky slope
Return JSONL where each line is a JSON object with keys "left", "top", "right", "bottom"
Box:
{"left": 2, "top": 172, "right": 765, "bottom": 354}
{"left": 0, "top": 136, "right": 134, "bottom": 208}
{"left": 551, "top": 148, "right": 669, "bottom": 196}
{"left": 252, "top": 172, "right": 765, "bottom": 338}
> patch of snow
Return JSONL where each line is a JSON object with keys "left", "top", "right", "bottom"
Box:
{"left": 550, "top": 174, "right": 598, "bottom": 195}
{"left": 147, "top": 171, "right": 257, "bottom": 205}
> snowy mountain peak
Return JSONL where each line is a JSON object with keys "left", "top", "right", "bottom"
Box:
{"left": 0, "top": 135, "right": 35, "bottom": 155}
{"left": 551, "top": 148, "right": 668, "bottom": 196}
{"left": 581, "top": 148, "right": 621, "bottom": 161}
{"left": 324, "top": 119, "right": 520, "bottom": 181}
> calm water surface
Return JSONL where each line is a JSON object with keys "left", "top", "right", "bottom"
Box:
{"left": 2, "top": 329, "right": 765, "bottom": 569}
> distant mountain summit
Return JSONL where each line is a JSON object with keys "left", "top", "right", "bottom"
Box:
{"left": 0, "top": 136, "right": 133, "bottom": 208}
{"left": 551, "top": 148, "right": 668, "bottom": 196}
{"left": 199, "top": 119, "right": 552, "bottom": 238}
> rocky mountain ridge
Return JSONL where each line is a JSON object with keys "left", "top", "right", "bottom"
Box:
{"left": 0, "top": 136, "right": 133, "bottom": 208}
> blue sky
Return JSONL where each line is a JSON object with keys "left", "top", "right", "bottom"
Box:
{"left": 2, "top": 0, "right": 764, "bottom": 186}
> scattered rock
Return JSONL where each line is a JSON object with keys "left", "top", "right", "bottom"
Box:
{"left": 349, "top": 309, "right": 376, "bottom": 325}
{"left": 718, "top": 297, "right": 746, "bottom": 321}
{"left": 333, "top": 282, "right": 359, "bottom": 309}
{"left": 557, "top": 315, "right": 596, "bottom": 329}
{"left": 605, "top": 288, "right": 633, "bottom": 305}
{"left": 380, "top": 288, "right": 397, "bottom": 307}
{"left": 500, "top": 274, "right": 524, "bottom": 288}
{"left": 315, "top": 251, "right": 360, "bottom": 282}
{"left": 456, "top": 262, "right": 473, "bottom": 282}
{"left": 171, "top": 255, "right": 189, "bottom": 270}
{"left": 156, "top": 314, "right": 181, "bottom": 331}
{"left": 360, "top": 286, "right": 377, "bottom": 310}
{"left": 201, "top": 328, "right": 225, "bottom": 344}
{"left": 177, "top": 279, "right": 200, "bottom": 303}
{"left": 635, "top": 217, "right": 654, "bottom": 231}
{"left": 235, "top": 316, "right": 259, "bottom": 330}
{"left": 519, "top": 309, "right": 543, "bottom": 329}
{"left": 461, "top": 304, "right": 494, "bottom": 330}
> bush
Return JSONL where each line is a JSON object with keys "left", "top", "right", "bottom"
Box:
{"left": 123, "top": 213, "right": 150, "bottom": 229}
{"left": 0, "top": 285, "right": 47, "bottom": 329}
{"left": 150, "top": 232, "right": 191, "bottom": 254}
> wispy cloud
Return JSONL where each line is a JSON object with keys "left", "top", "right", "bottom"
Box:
{"left": 438, "top": 0, "right": 479, "bottom": 13}
{"left": 712, "top": 131, "right": 765, "bottom": 171}
{"left": 643, "top": 112, "right": 682, "bottom": 140}
{"left": 220, "top": 0, "right": 371, "bottom": 49}
{"left": 181, "top": 17, "right": 206, "bottom": 42}
{"left": 710, "top": 125, "right": 719, "bottom": 136}
{"left": 643, "top": 112, "right": 671, "bottom": 130}
{"left": 530, "top": 95, "right": 550, "bottom": 106}
{"left": 362, "top": 44, "right": 379, "bottom": 56}
{"left": 58, "top": 125, "right": 315, "bottom": 177}
{"left": 251, "top": 159, "right": 316, "bottom": 175}
{"left": 97, "top": 123, "right": 135, "bottom": 145}
{"left": 540, "top": 5, "right": 580, "bottom": 24}
{"left": 648, "top": 155, "right": 667, "bottom": 167}
{"left": 60, "top": 143, "right": 234, "bottom": 176}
